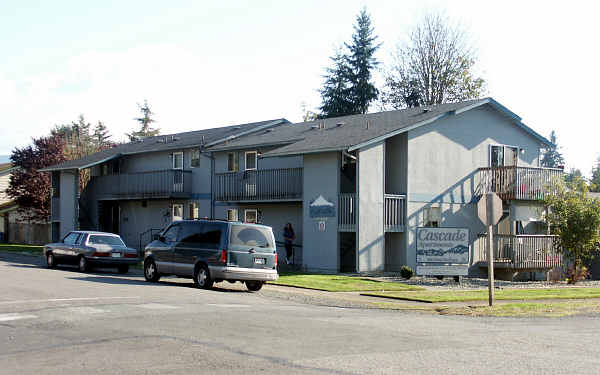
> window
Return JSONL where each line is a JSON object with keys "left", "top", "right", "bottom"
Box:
{"left": 490, "top": 145, "right": 518, "bottom": 167}
{"left": 189, "top": 202, "right": 199, "bottom": 219}
{"left": 227, "top": 152, "right": 239, "bottom": 172}
{"left": 75, "top": 234, "right": 87, "bottom": 245}
{"left": 245, "top": 151, "right": 257, "bottom": 170}
{"left": 178, "top": 222, "right": 223, "bottom": 249}
{"left": 190, "top": 149, "right": 200, "bottom": 168}
{"left": 172, "top": 204, "right": 184, "bottom": 221}
{"left": 88, "top": 235, "right": 125, "bottom": 246}
{"left": 424, "top": 207, "right": 441, "bottom": 227}
{"left": 227, "top": 209, "right": 238, "bottom": 221}
{"left": 63, "top": 232, "right": 80, "bottom": 245}
{"left": 162, "top": 224, "right": 179, "bottom": 243}
{"left": 244, "top": 209, "right": 257, "bottom": 223}
{"left": 229, "top": 224, "right": 274, "bottom": 248}
{"left": 173, "top": 152, "right": 183, "bottom": 169}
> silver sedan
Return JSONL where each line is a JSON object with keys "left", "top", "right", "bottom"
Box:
{"left": 43, "top": 231, "right": 139, "bottom": 273}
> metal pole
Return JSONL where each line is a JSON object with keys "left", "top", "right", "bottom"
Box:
{"left": 487, "top": 223, "right": 495, "bottom": 306}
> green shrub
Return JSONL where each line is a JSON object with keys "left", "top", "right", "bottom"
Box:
{"left": 400, "top": 265, "right": 414, "bottom": 279}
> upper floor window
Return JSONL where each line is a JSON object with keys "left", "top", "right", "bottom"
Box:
{"left": 245, "top": 151, "right": 257, "bottom": 171}
{"left": 227, "top": 152, "right": 239, "bottom": 172}
{"left": 173, "top": 152, "right": 183, "bottom": 169}
{"left": 490, "top": 145, "right": 518, "bottom": 168}
{"left": 190, "top": 149, "right": 200, "bottom": 168}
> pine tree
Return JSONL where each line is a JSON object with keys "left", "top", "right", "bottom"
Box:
{"left": 345, "top": 9, "right": 381, "bottom": 114}
{"left": 319, "top": 9, "right": 380, "bottom": 118}
{"left": 590, "top": 157, "right": 600, "bottom": 192}
{"left": 127, "top": 100, "right": 160, "bottom": 141}
{"left": 92, "top": 121, "right": 112, "bottom": 148}
{"left": 540, "top": 131, "right": 565, "bottom": 168}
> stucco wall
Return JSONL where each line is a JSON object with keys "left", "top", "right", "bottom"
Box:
{"left": 402, "top": 105, "right": 544, "bottom": 272}
{"left": 357, "top": 142, "right": 385, "bottom": 272}
{"left": 302, "top": 152, "right": 339, "bottom": 272}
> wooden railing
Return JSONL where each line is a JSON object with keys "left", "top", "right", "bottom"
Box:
{"left": 214, "top": 167, "right": 302, "bottom": 202}
{"left": 338, "top": 193, "right": 356, "bottom": 232}
{"left": 91, "top": 170, "right": 192, "bottom": 199}
{"left": 384, "top": 194, "right": 406, "bottom": 232}
{"left": 477, "top": 234, "right": 562, "bottom": 270}
{"left": 338, "top": 193, "right": 406, "bottom": 232}
{"left": 478, "top": 166, "right": 563, "bottom": 201}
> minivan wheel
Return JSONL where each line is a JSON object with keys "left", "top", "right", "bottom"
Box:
{"left": 194, "top": 264, "right": 214, "bottom": 289}
{"left": 246, "top": 281, "right": 263, "bottom": 292}
{"left": 46, "top": 253, "right": 56, "bottom": 269}
{"left": 78, "top": 256, "right": 88, "bottom": 272}
{"left": 144, "top": 259, "right": 160, "bottom": 282}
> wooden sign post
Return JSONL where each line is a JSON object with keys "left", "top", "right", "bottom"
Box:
{"left": 477, "top": 192, "right": 503, "bottom": 306}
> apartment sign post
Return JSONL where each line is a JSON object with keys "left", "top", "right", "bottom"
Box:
{"left": 477, "top": 192, "right": 503, "bottom": 306}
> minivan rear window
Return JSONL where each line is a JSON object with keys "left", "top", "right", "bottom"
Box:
{"left": 229, "top": 225, "right": 273, "bottom": 248}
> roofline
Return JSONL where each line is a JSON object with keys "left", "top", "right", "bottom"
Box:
{"left": 0, "top": 200, "right": 18, "bottom": 214}
{"left": 348, "top": 98, "right": 553, "bottom": 152}
{"left": 209, "top": 139, "right": 302, "bottom": 152}
{"left": 204, "top": 119, "right": 290, "bottom": 148}
{"left": 262, "top": 146, "right": 346, "bottom": 158}
{"left": 0, "top": 166, "right": 18, "bottom": 175}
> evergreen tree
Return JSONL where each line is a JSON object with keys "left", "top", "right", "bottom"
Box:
{"left": 127, "top": 100, "right": 159, "bottom": 141}
{"left": 319, "top": 9, "right": 380, "bottom": 118}
{"left": 319, "top": 49, "right": 353, "bottom": 118}
{"left": 540, "top": 130, "right": 565, "bottom": 168}
{"left": 92, "top": 121, "right": 112, "bottom": 148}
{"left": 564, "top": 168, "right": 583, "bottom": 184}
{"left": 590, "top": 156, "right": 600, "bottom": 192}
{"left": 345, "top": 9, "right": 381, "bottom": 114}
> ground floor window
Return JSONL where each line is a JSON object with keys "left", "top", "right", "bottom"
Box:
{"left": 172, "top": 204, "right": 184, "bottom": 222}
{"left": 227, "top": 209, "right": 238, "bottom": 221}
{"left": 244, "top": 209, "right": 257, "bottom": 223}
{"left": 424, "top": 206, "right": 440, "bottom": 227}
{"left": 189, "top": 202, "right": 199, "bottom": 219}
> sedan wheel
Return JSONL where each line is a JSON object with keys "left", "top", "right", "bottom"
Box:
{"left": 144, "top": 259, "right": 160, "bottom": 282}
{"left": 46, "top": 253, "right": 56, "bottom": 269}
{"left": 194, "top": 264, "right": 213, "bottom": 289}
{"left": 78, "top": 256, "right": 88, "bottom": 272}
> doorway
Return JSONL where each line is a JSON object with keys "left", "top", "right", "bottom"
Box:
{"left": 339, "top": 232, "right": 356, "bottom": 272}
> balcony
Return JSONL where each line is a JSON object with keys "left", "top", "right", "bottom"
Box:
{"left": 91, "top": 170, "right": 192, "bottom": 200}
{"left": 476, "top": 234, "right": 562, "bottom": 270}
{"left": 214, "top": 168, "right": 303, "bottom": 202}
{"left": 479, "top": 166, "right": 563, "bottom": 201}
{"left": 338, "top": 193, "right": 406, "bottom": 232}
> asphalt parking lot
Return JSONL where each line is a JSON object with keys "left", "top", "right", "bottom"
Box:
{"left": 1, "top": 252, "right": 600, "bottom": 375}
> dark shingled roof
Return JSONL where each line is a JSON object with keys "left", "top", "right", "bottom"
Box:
{"left": 41, "top": 119, "right": 289, "bottom": 171}
{"left": 262, "top": 98, "right": 551, "bottom": 157}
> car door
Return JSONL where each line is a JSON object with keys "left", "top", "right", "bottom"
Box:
{"left": 57, "top": 232, "right": 80, "bottom": 264}
{"left": 152, "top": 224, "right": 179, "bottom": 274}
{"left": 72, "top": 233, "right": 88, "bottom": 258}
{"left": 173, "top": 222, "right": 223, "bottom": 277}
{"left": 171, "top": 222, "right": 201, "bottom": 276}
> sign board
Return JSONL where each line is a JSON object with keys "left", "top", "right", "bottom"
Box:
{"left": 416, "top": 265, "right": 468, "bottom": 276}
{"left": 416, "top": 227, "right": 470, "bottom": 264}
{"left": 309, "top": 195, "right": 336, "bottom": 218}
{"left": 477, "top": 192, "right": 503, "bottom": 226}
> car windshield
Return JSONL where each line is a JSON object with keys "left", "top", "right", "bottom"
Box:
{"left": 88, "top": 235, "right": 125, "bottom": 246}
{"left": 229, "top": 225, "right": 274, "bottom": 248}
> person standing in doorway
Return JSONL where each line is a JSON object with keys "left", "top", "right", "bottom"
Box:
{"left": 283, "top": 223, "right": 295, "bottom": 264}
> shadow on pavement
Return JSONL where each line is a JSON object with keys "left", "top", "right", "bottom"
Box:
{"left": 66, "top": 275, "right": 249, "bottom": 293}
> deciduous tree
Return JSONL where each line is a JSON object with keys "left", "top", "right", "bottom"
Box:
{"left": 381, "top": 12, "right": 485, "bottom": 109}
{"left": 543, "top": 178, "right": 600, "bottom": 283}
{"left": 7, "top": 135, "right": 66, "bottom": 222}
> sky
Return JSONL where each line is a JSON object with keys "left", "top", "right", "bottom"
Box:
{"left": 1, "top": 0, "right": 598, "bottom": 175}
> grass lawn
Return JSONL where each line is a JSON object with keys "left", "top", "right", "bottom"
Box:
{"left": 439, "top": 301, "right": 600, "bottom": 317}
{"left": 0, "top": 243, "right": 44, "bottom": 256}
{"left": 268, "top": 273, "right": 424, "bottom": 292}
{"left": 362, "top": 288, "right": 600, "bottom": 303}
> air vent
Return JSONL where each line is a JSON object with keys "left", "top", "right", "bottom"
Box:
{"left": 336, "top": 122, "right": 345, "bottom": 127}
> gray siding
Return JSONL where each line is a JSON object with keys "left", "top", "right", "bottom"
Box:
{"left": 302, "top": 152, "right": 339, "bottom": 272}
{"left": 385, "top": 133, "right": 407, "bottom": 195}
{"left": 357, "top": 142, "right": 385, "bottom": 272}
{"left": 59, "top": 170, "right": 78, "bottom": 238}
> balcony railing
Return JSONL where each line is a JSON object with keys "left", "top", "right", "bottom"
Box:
{"left": 384, "top": 194, "right": 406, "bottom": 232}
{"left": 338, "top": 193, "right": 406, "bottom": 232}
{"left": 91, "top": 170, "right": 192, "bottom": 200}
{"left": 476, "top": 234, "right": 562, "bottom": 270}
{"left": 214, "top": 168, "right": 303, "bottom": 202}
{"left": 338, "top": 193, "right": 356, "bottom": 232}
{"left": 479, "top": 166, "right": 563, "bottom": 201}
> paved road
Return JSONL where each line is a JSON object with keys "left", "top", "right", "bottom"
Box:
{"left": 1, "top": 253, "right": 600, "bottom": 375}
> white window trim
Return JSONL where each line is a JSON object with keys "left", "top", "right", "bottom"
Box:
{"left": 244, "top": 209, "right": 257, "bottom": 223}
{"left": 245, "top": 151, "right": 257, "bottom": 171}
{"left": 173, "top": 152, "right": 184, "bottom": 170}
{"left": 190, "top": 149, "right": 200, "bottom": 168}
{"left": 227, "top": 208, "right": 239, "bottom": 222}
{"left": 172, "top": 204, "right": 184, "bottom": 221}
{"left": 489, "top": 144, "right": 520, "bottom": 167}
